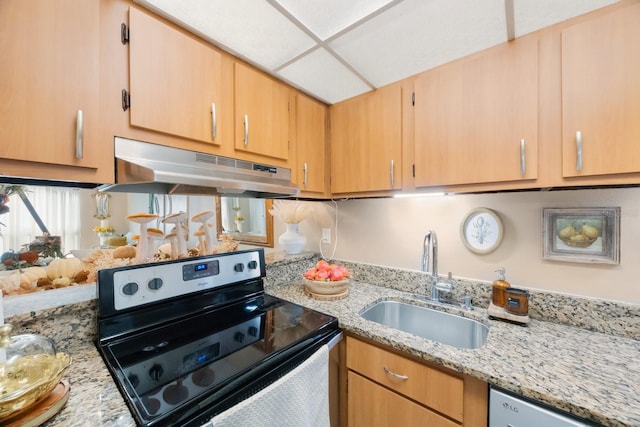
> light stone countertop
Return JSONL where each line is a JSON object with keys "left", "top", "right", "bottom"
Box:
{"left": 5, "top": 251, "right": 638, "bottom": 427}
{"left": 267, "top": 280, "right": 640, "bottom": 427}
{"left": 19, "top": 280, "right": 640, "bottom": 427}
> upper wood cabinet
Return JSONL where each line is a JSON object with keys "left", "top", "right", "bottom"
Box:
{"left": 414, "top": 36, "right": 539, "bottom": 187}
{"left": 294, "top": 94, "right": 327, "bottom": 196}
{"left": 560, "top": 3, "right": 640, "bottom": 178}
{"left": 234, "top": 62, "right": 290, "bottom": 161}
{"left": 329, "top": 84, "right": 402, "bottom": 195}
{"left": 0, "top": 0, "right": 109, "bottom": 182}
{"left": 128, "top": 8, "right": 223, "bottom": 146}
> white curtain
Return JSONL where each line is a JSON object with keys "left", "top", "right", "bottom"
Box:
{"left": 0, "top": 186, "right": 81, "bottom": 254}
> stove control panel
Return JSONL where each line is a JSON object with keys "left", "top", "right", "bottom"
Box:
{"left": 111, "top": 251, "right": 262, "bottom": 311}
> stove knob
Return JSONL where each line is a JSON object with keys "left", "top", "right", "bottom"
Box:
{"left": 122, "top": 282, "right": 139, "bottom": 296}
{"left": 148, "top": 277, "right": 163, "bottom": 290}
{"left": 148, "top": 364, "right": 164, "bottom": 382}
{"left": 234, "top": 331, "right": 245, "bottom": 343}
{"left": 247, "top": 260, "right": 258, "bottom": 270}
{"left": 247, "top": 326, "right": 258, "bottom": 337}
{"left": 128, "top": 374, "right": 140, "bottom": 389}
{"left": 234, "top": 263, "right": 245, "bottom": 273}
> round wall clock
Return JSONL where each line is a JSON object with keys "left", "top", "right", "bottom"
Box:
{"left": 460, "top": 208, "right": 504, "bottom": 254}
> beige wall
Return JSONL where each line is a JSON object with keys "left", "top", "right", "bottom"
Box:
{"left": 79, "top": 186, "right": 640, "bottom": 304}
{"left": 281, "top": 187, "right": 640, "bottom": 304}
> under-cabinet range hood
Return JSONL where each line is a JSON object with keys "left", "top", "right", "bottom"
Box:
{"left": 98, "top": 137, "right": 299, "bottom": 198}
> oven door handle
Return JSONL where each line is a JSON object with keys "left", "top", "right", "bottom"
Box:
{"left": 327, "top": 331, "right": 343, "bottom": 351}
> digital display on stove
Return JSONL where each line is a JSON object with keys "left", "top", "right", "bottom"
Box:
{"left": 183, "top": 260, "right": 219, "bottom": 281}
{"left": 183, "top": 342, "right": 220, "bottom": 371}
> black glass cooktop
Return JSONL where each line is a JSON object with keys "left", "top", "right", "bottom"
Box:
{"left": 98, "top": 293, "right": 338, "bottom": 426}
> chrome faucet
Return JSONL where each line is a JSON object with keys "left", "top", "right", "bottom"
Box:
{"left": 422, "top": 230, "right": 452, "bottom": 302}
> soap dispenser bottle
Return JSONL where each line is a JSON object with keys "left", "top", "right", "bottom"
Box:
{"left": 491, "top": 267, "right": 511, "bottom": 308}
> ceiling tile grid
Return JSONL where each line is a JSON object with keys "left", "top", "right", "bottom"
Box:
{"left": 329, "top": 0, "right": 508, "bottom": 88}
{"left": 135, "top": 0, "right": 621, "bottom": 104}
{"left": 135, "top": 0, "right": 316, "bottom": 69}
{"left": 277, "top": 47, "right": 373, "bottom": 104}
{"left": 272, "top": 0, "right": 397, "bottom": 41}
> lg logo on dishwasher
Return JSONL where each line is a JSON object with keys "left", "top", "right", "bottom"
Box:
{"left": 503, "top": 401, "right": 520, "bottom": 413}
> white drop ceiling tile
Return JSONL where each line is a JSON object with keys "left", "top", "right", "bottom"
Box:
{"left": 513, "top": 0, "right": 620, "bottom": 37}
{"left": 134, "top": 0, "right": 316, "bottom": 69}
{"left": 277, "top": 49, "right": 372, "bottom": 104}
{"left": 273, "top": 0, "right": 396, "bottom": 40}
{"left": 329, "top": 0, "right": 507, "bottom": 88}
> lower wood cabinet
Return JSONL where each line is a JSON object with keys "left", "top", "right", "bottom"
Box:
{"left": 346, "top": 336, "right": 487, "bottom": 427}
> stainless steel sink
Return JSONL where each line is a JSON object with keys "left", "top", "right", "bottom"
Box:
{"left": 360, "top": 300, "right": 489, "bottom": 349}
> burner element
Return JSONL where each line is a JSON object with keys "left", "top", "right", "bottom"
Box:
{"left": 191, "top": 367, "right": 216, "bottom": 388}
{"left": 163, "top": 379, "right": 189, "bottom": 406}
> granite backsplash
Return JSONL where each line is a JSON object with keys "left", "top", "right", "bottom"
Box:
{"left": 264, "top": 253, "right": 640, "bottom": 341}
{"left": 4, "top": 251, "right": 640, "bottom": 344}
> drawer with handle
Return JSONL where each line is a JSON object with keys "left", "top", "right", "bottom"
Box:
{"left": 346, "top": 336, "right": 464, "bottom": 422}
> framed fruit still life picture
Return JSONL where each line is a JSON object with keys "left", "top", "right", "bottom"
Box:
{"left": 542, "top": 207, "right": 620, "bottom": 264}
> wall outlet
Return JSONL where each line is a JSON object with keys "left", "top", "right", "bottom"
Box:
{"left": 321, "top": 228, "right": 331, "bottom": 244}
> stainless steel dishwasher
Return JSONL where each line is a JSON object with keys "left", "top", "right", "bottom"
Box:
{"left": 490, "top": 387, "right": 597, "bottom": 427}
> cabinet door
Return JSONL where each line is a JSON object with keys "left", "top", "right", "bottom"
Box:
{"left": 0, "top": 0, "right": 100, "bottom": 169}
{"left": 330, "top": 85, "right": 402, "bottom": 194}
{"left": 129, "top": 8, "right": 222, "bottom": 145}
{"left": 295, "top": 94, "right": 327, "bottom": 195}
{"left": 414, "top": 36, "right": 538, "bottom": 187}
{"left": 346, "top": 336, "right": 463, "bottom": 422}
{"left": 561, "top": 3, "right": 640, "bottom": 177}
{"left": 234, "top": 62, "right": 290, "bottom": 160}
{"left": 348, "top": 372, "right": 459, "bottom": 427}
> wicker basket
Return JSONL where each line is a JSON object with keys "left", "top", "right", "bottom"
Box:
{"left": 303, "top": 278, "right": 350, "bottom": 296}
{"left": 558, "top": 235, "right": 597, "bottom": 248}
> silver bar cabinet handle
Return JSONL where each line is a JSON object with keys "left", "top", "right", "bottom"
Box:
{"left": 211, "top": 103, "right": 217, "bottom": 138}
{"left": 303, "top": 163, "right": 308, "bottom": 189}
{"left": 76, "top": 110, "right": 84, "bottom": 159}
{"left": 390, "top": 159, "right": 395, "bottom": 187}
{"left": 576, "top": 131, "right": 583, "bottom": 171}
{"left": 384, "top": 366, "right": 408, "bottom": 380}
{"left": 520, "top": 138, "right": 526, "bottom": 175}
{"left": 243, "top": 114, "right": 249, "bottom": 146}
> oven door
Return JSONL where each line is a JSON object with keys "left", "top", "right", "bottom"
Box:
{"left": 182, "top": 329, "right": 342, "bottom": 427}
{"left": 204, "top": 331, "right": 342, "bottom": 427}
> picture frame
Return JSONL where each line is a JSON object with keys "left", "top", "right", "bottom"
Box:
{"left": 460, "top": 208, "right": 504, "bottom": 254}
{"left": 542, "top": 207, "right": 620, "bottom": 264}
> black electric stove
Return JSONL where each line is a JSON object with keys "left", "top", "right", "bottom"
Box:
{"left": 95, "top": 249, "right": 339, "bottom": 427}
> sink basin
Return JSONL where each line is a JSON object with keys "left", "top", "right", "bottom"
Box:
{"left": 360, "top": 300, "right": 489, "bottom": 349}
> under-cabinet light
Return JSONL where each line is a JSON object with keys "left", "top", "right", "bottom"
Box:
{"left": 393, "top": 192, "right": 447, "bottom": 198}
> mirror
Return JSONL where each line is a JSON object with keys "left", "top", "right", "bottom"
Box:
{"left": 215, "top": 196, "right": 274, "bottom": 247}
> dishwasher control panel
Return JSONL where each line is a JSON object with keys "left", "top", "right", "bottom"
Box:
{"left": 489, "top": 387, "right": 593, "bottom": 427}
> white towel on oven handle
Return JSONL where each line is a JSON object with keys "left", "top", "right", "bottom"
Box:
{"left": 208, "top": 344, "right": 330, "bottom": 427}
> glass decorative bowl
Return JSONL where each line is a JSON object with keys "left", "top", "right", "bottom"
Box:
{"left": 0, "top": 324, "right": 71, "bottom": 420}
